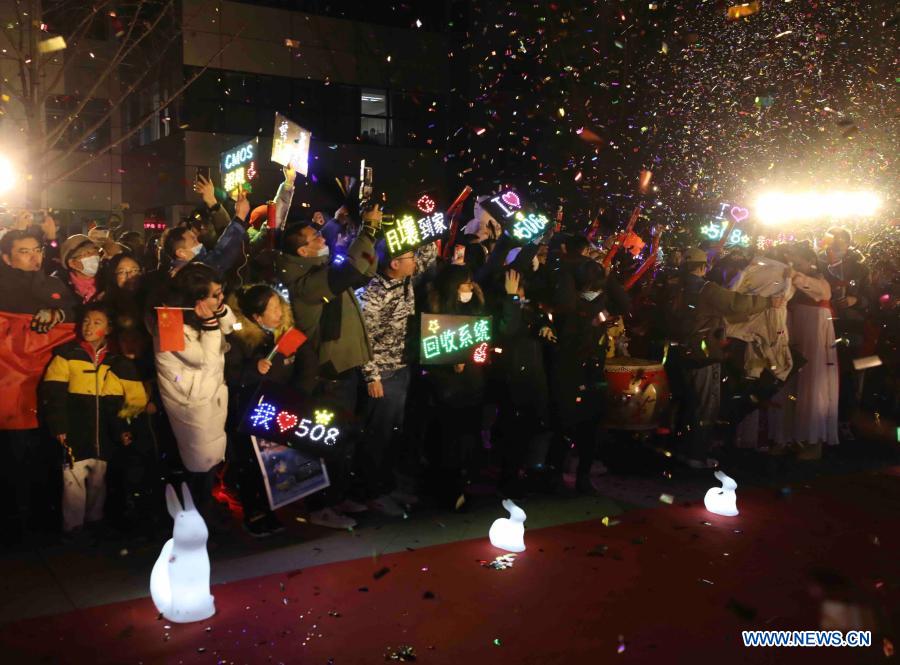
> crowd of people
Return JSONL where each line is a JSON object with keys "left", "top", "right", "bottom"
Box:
{"left": 0, "top": 167, "right": 895, "bottom": 546}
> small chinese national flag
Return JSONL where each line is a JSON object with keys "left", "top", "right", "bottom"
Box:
{"left": 157, "top": 307, "right": 185, "bottom": 352}
{"left": 275, "top": 327, "right": 307, "bottom": 356}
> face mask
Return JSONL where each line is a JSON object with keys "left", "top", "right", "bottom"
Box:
{"left": 259, "top": 323, "right": 276, "bottom": 333}
{"left": 581, "top": 290, "right": 601, "bottom": 302}
{"left": 316, "top": 245, "right": 330, "bottom": 258}
{"left": 532, "top": 256, "right": 540, "bottom": 272}
{"left": 79, "top": 255, "right": 100, "bottom": 277}
{"left": 191, "top": 243, "right": 206, "bottom": 258}
{"left": 458, "top": 291, "right": 473, "bottom": 304}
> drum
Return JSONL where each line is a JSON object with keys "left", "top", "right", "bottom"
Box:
{"left": 604, "top": 357, "right": 670, "bottom": 430}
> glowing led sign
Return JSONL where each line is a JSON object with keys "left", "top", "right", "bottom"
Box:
{"left": 417, "top": 194, "right": 436, "bottom": 214}
{"left": 482, "top": 188, "right": 550, "bottom": 245}
{"left": 420, "top": 314, "right": 492, "bottom": 364}
{"left": 241, "top": 382, "right": 343, "bottom": 452}
{"left": 220, "top": 138, "right": 259, "bottom": 195}
{"left": 700, "top": 202, "right": 751, "bottom": 247}
{"left": 511, "top": 211, "right": 550, "bottom": 242}
{"left": 384, "top": 212, "right": 448, "bottom": 257}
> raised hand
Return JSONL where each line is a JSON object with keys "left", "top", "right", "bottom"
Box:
{"left": 193, "top": 174, "right": 217, "bottom": 208}
{"left": 234, "top": 189, "right": 251, "bottom": 222}
{"left": 505, "top": 269, "right": 521, "bottom": 296}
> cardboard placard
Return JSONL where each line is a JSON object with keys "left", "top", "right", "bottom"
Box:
{"left": 251, "top": 437, "right": 329, "bottom": 510}
{"left": 271, "top": 112, "right": 311, "bottom": 176}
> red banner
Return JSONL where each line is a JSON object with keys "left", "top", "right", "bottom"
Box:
{"left": 0, "top": 312, "right": 76, "bottom": 430}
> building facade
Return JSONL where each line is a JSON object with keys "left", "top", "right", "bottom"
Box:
{"left": 122, "top": 0, "right": 456, "bottom": 229}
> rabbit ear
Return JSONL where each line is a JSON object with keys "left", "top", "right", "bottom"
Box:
{"left": 181, "top": 481, "right": 196, "bottom": 512}
{"left": 501, "top": 498, "right": 513, "bottom": 513}
{"left": 714, "top": 470, "right": 727, "bottom": 484}
{"left": 165, "top": 484, "right": 182, "bottom": 518}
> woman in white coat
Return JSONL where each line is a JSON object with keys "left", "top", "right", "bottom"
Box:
{"left": 154, "top": 263, "right": 235, "bottom": 518}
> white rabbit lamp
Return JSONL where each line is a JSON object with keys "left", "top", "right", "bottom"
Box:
{"left": 150, "top": 483, "right": 216, "bottom": 622}
{"left": 704, "top": 470, "right": 739, "bottom": 517}
{"left": 489, "top": 499, "right": 526, "bottom": 552}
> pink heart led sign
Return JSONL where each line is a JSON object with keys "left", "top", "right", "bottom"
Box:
{"left": 730, "top": 206, "right": 749, "bottom": 223}
{"left": 501, "top": 191, "right": 521, "bottom": 209}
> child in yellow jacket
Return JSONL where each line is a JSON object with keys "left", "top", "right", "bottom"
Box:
{"left": 41, "top": 303, "right": 147, "bottom": 533}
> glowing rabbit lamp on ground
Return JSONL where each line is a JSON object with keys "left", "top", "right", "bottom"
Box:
{"left": 489, "top": 499, "right": 526, "bottom": 552}
{"left": 704, "top": 470, "right": 739, "bottom": 517}
{"left": 150, "top": 483, "right": 216, "bottom": 622}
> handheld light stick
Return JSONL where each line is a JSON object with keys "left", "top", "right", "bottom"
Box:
{"left": 602, "top": 205, "right": 641, "bottom": 270}
{"left": 442, "top": 185, "right": 473, "bottom": 259}
{"left": 624, "top": 227, "right": 664, "bottom": 291}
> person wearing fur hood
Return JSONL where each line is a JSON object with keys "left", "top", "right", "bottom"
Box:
{"left": 224, "top": 284, "right": 316, "bottom": 537}
{"left": 224, "top": 285, "right": 315, "bottom": 399}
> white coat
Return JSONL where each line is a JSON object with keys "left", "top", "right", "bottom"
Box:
{"left": 154, "top": 307, "right": 236, "bottom": 472}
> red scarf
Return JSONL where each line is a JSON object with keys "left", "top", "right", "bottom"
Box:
{"left": 69, "top": 271, "right": 97, "bottom": 303}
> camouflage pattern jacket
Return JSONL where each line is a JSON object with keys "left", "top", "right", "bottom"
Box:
{"left": 358, "top": 243, "right": 438, "bottom": 383}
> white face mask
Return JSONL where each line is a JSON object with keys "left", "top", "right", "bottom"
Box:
{"left": 458, "top": 291, "right": 473, "bottom": 304}
{"left": 78, "top": 255, "right": 100, "bottom": 277}
{"left": 316, "top": 245, "right": 330, "bottom": 258}
{"left": 581, "top": 290, "right": 601, "bottom": 302}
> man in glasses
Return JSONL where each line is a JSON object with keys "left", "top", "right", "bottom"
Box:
{"left": 0, "top": 229, "right": 77, "bottom": 326}
{"left": 355, "top": 239, "right": 438, "bottom": 516}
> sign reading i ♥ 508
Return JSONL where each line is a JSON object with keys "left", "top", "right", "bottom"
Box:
{"left": 481, "top": 188, "right": 550, "bottom": 244}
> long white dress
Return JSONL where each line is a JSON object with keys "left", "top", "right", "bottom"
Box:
{"left": 771, "top": 273, "right": 840, "bottom": 445}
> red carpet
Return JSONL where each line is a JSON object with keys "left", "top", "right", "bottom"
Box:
{"left": 2, "top": 469, "right": 898, "bottom": 664}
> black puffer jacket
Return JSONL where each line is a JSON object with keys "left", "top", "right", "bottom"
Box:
{"left": 495, "top": 293, "right": 551, "bottom": 418}
{"left": 818, "top": 247, "right": 870, "bottom": 340}
{"left": 423, "top": 272, "right": 488, "bottom": 408}
{"left": 0, "top": 262, "right": 78, "bottom": 317}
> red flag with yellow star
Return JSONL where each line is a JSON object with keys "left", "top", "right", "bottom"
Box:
{"left": 157, "top": 307, "right": 185, "bottom": 352}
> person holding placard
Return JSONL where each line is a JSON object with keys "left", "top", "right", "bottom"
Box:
{"left": 422, "top": 264, "right": 488, "bottom": 510}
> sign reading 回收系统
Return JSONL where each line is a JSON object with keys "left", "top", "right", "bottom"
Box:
{"left": 420, "top": 314, "right": 492, "bottom": 365}
{"left": 220, "top": 137, "right": 259, "bottom": 195}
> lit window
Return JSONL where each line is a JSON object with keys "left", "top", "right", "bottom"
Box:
{"left": 360, "top": 88, "right": 389, "bottom": 145}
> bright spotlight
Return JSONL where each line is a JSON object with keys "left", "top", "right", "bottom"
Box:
{"left": 0, "top": 156, "right": 16, "bottom": 196}
{"left": 754, "top": 190, "right": 881, "bottom": 225}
